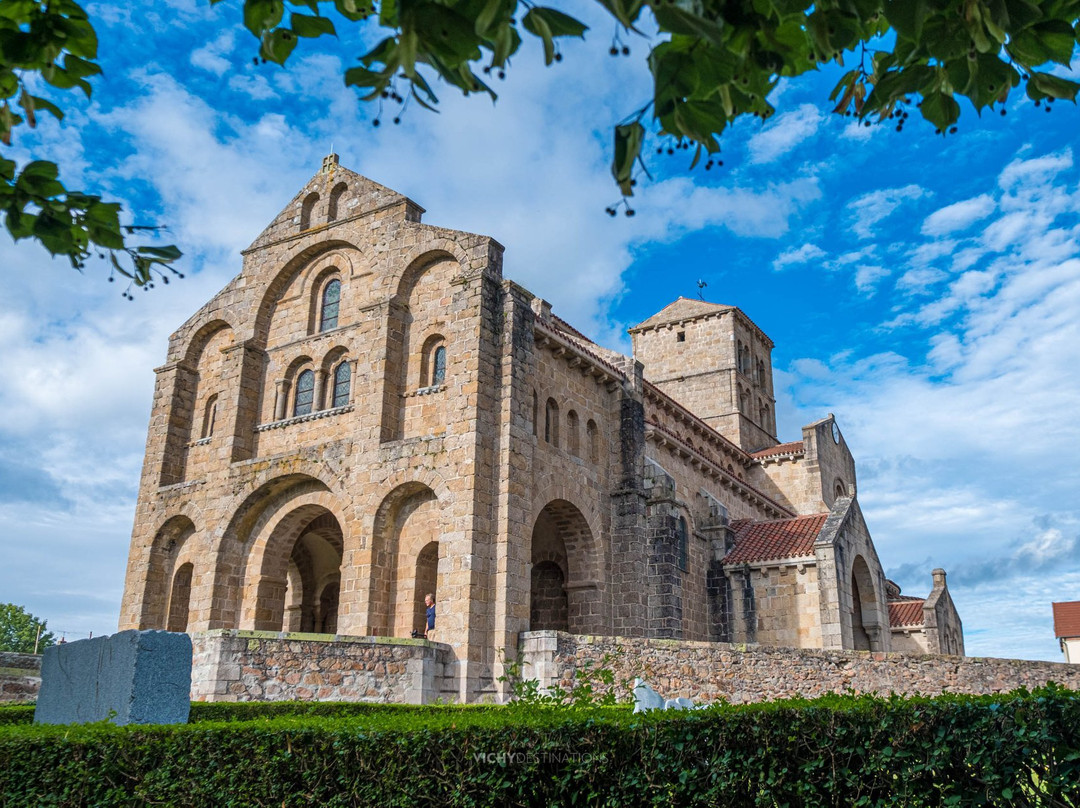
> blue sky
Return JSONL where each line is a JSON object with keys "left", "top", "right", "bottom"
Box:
{"left": 1, "top": 0, "right": 1077, "bottom": 659}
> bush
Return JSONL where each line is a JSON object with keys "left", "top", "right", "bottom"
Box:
{"left": 0, "top": 686, "right": 1077, "bottom": 807}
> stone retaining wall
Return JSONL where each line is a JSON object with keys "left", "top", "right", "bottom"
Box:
{"left": 0, "top": 652, "right": 42, "bottom": 703}
{"left": 519, "top": 631, "right": 1080, "bottom": 703}
{"left": 191, "top": 630, "right": 457, "bottom": 704}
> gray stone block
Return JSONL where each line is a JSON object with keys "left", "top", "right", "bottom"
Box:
{"left": 34, "top": 630, "right": 192, "bottom": 726}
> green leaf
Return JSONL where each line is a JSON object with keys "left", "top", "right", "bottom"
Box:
{"left": 1008, "top": 20, "right": 1077, "bottom": 67}
{"left": 261, "top": 28, "right": 298, "bottom": 64}
{"left": 527, "top": 8, "right": 587, "bottom": 38}
{"left": 290, "top": 13, "right": 336, "bottom": 37}
{"left": 244, "top": 0, "right": 285, "bottom": 34}
{"left": 137, "top": 245, "right": 183, "bottom": 261}
{"left": 883, "top": 0, "right": 927, "bottom": 41}
{"left": 652, "top": 5, "right": 726, "bottom": 47}
{"left": 522, "top": 9, "right": 556, "bottom": 64}
{"left": 919, "top": 91, "right": 961, "bottom": 130}
{"left": 612, "top": 121, "right": 644, "bottom": 195}
{"left": 1028, "top": 71, "right": 1080, "bottom": 100}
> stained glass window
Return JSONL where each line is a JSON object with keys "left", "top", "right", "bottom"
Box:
{"left": 432, "top": 345, "right": 446, "bottom": 385}
{"left": 332, "top": 362, "right": 351, "bottom": 408}
{"left": 294, "top": 369, "right": 315, "bottom": 416}
{"left": 320, "top": 279, "right": 341, "bottom": 332}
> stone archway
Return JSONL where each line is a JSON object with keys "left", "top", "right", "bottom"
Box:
{"left": 530, "top": 500, "right": 600, "bottom": 634}
{"left": 411, "top": 541, "right": 439, "bottom": 636}
{"left": 370, "top": 482, "right": 443, "bottom": 637}
{"left": 240, "top": 506, "right": 344, "bottom": 632}
{"left": 850, "top": 554, "right": 884, "bottom": 651}
{"left": 142, "top": 515, "right": 197, "bottom": 629}
{"left": 166, "top": 563, "right": 194, "bottom": 633}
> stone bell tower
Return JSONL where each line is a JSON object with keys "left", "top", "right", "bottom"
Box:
{"left": 629, "top": 297, "right": 777, "bottom": 453}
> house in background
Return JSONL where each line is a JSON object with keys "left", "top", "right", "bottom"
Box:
{"left": 1052, "top": 601, "right": 1080, "bottom": 663}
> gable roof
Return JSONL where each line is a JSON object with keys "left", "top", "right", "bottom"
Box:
{"left": 889, "top": 600, "right": 926, "bottom": 628}
{"left": 246, "top": 155, "right": 419, "bottom": 251}
{"left": 628, "top": 298, "right": 732, "bottom": 332}
{"left": 724, "top": 513, "right": 829, "bottom": 565}
{"left": 1052, "top": 601, "right": 1080, "bottom": 639}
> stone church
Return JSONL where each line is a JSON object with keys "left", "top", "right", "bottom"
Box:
{"left": 119, "top": 155, "right": 964, "bottom": 702}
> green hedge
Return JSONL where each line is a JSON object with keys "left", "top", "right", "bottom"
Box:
{"left": 1, "top": 687, "right": 1077, "bottom": 807}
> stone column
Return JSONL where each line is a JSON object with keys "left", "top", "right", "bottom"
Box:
{"left": 313, "top": 370, "right": 327, "bottom": 411}
{"left": 274, "top": 379, "right": 290, "bottom": 421}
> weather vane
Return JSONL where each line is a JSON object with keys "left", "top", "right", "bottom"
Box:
{"left": 697, "top": 279, "right": 707, "bottom": 301}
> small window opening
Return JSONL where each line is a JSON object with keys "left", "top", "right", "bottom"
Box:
{"left": 201, "top": 394, "right": 218, "bottom": 439}
{"left": 332, "top": 362, "right": 351, "bottom": 408}
{"left": 677, "top": 331, "right": 686, "bottom": 342}
{"left": 294, "top": 369, "right": 315, "bottom": 416}
{"left": 432, "top": 345, "right": 447, "bottom": 386}
{"left": 320, "top": 279, "right": 341, "bottom": 332}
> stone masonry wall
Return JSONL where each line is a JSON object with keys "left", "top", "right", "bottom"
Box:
{"left": 0, "top": 652, "right": 41, "bottom": 703}
{"left": 520, "top": 631, "right": 1080, "bottom": 704}
{"left": 191, "top": 630, "right": 456, "bottom": 704}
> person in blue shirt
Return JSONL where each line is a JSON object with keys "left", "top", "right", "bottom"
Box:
{"left": 424, "top": 593, "right": 435, "bottom": 639}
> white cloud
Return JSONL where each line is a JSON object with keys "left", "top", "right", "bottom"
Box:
{"left": 747, "top": 104, "right": 824, "bottom": 164}
{"left": 896, "top": 267, "right": 948, "bottom": 295}
{"left": 190, "top": 29, "right": 235, "bottom": 75}
{"left": 854, "top": 264, "right": 889, "bottom": 295}
{"left": 921, "top": 194, "right": 995, "bottom": 236}
{"left": 773, "top": 242, "right": 825, "bottom": 270}
{"left": 848, "top": 184, "right": 927, "bottom": 239}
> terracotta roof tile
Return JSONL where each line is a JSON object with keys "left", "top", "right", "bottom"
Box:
{"left": 750, "top": 441, "right": 805, "bottom": 460}
{"left": 724, "top": 513, "right": 828, "bottom": 564}
{"left": 1052, "top": 601, "right": 1080, "bottom": 639}
{"left": 889, "top": 600, "right": 926, "bottom": 628}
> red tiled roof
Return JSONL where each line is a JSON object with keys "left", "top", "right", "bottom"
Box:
{"left": 889, "top": 600, "right": 926, "bottom": 628}
{"left": 750, "top": 441, "right": 805, "bottom": 460}
{"left": 1052, "top": 601, "right": 1080, "bottom": 639}
{"left": 724, "top": 513, "right": 829, "bottom": 564}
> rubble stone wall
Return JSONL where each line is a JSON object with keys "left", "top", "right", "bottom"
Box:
{"left": 190, "top": 630, "right": 456, "bottom": 704}
{"left": 0, "top": 652, "right": 41, "bottom": 703}
{"left": 520, "top": 631, "right": 1080, "bottom": 703}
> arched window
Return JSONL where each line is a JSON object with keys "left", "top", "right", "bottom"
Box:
{"left": 300, "top": 192, "right": 319, "bottom": 231}
{"left": 332, "top": 362, "right": 351, "bottom": 408}
{"left": 586, "top": 419, "right": 599, "bottom": 463}
{"left": 294, "top": 369, "right": 315, "bottom": 416}
{"left": 432, "top": 345, "right": 447, "bottom": 386}
{"left": 676, "top": 516, "right": 689, "bottom": 570}
{"left": 320, "top": 279, "right": 341, "bottom": 332}
{"left": 566, "top": 410, "right": 580, "bottom": 456}
{"left": 201, "top": 394, "right": 218, "bottom": 439}
{"left": 545, "top": 398, "right": 559, "bottom": 447}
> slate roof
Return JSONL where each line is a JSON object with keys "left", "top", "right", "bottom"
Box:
{"left": 889, "top": 600, "right": 926, "bottom": 628}
{"left": 750, "top": 441, "right": 805, "bottom": 460}
{"left": 724, "top": 513, "right": 829, "bottom": 564}
{"left": 1052, "top": 601, "right": 1080, "bottom": 639}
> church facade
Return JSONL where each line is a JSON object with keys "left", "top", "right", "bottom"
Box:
{"left": 119, "top": 156, "right": 963, "bottom": 701}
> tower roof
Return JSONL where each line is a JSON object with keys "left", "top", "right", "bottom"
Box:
{"left": 628, "top": 297, "right": 733, "bottom": 332}
{"left": 245, "top": 154, "right": 424, "bottom": 252}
